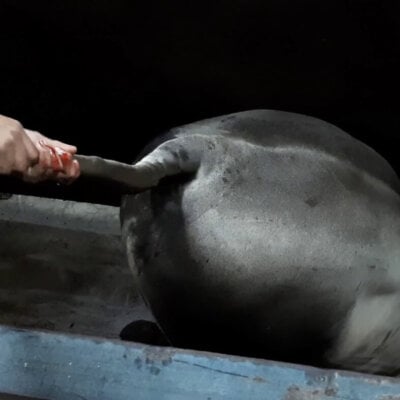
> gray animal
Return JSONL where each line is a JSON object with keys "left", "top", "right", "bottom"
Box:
{"left": 120, "top": 110, "right": 400, "bottom": 375}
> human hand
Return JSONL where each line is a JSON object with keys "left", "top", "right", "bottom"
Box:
{"left": 0, "top": 115, "right": 79, "bottom": 183}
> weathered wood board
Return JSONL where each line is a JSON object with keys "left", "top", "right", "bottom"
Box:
{"left": 1, "top": 325, "right": 400, "bottom": 400}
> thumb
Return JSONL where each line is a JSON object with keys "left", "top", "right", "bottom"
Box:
{"left": 48, "top": 140, "right": 77, "bottom": 154}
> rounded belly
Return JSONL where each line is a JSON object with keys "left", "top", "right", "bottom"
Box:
{"left": 123, "top": 149, "right": 400, "bottom": 365}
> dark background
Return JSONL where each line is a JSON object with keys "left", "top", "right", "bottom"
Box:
{"left": 0, "top": 0, "right": 399, "bottom": 204}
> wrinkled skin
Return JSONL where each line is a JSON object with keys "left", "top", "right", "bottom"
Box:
{"left": 121, "top": 110, "right": 400, "bottom": 375}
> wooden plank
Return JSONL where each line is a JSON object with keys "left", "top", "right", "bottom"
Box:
{"left": 0, "top": 195, "right": 120, "bottom": 235}
{"left": 1, "top": 326, "right": 400, "bottom": 399}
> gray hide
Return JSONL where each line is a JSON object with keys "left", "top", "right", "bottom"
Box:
{"left": 121, "top": 110, "right": 400, "bottom": 375}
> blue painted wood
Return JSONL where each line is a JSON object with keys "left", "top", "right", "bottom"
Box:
{"left": 0, "top": 325, "right": 400, "bottom": 400}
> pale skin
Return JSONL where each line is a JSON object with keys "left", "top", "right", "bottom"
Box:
{"left": 0, "top": 114, "right": 80, "bottom": 183}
